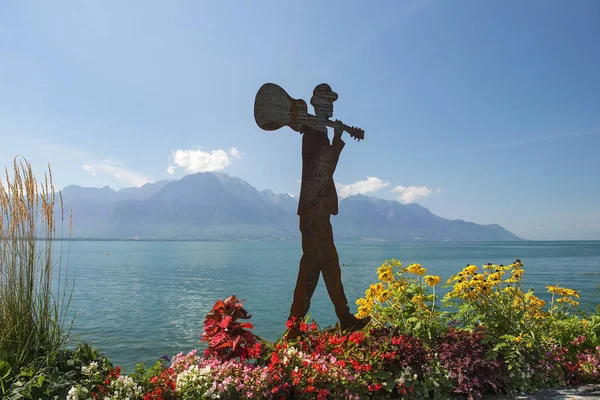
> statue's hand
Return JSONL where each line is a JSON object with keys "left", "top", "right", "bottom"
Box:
{"left": 333, "top": 119, "right": 344, "bottom": 138}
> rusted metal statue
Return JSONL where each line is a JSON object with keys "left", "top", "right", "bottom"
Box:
{"left": 254, "top": 83, "right": 370, "bottom": 332}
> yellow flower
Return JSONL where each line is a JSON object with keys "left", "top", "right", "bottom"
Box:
{"left": 513, "top": 268, "right": 524, "bottom": 276}
{"left": 411, "top": 294, "right": 425, "bottom": 304}
{"left": 377, "top": 290, "right": 391, "bottom": 303}
{"left": 377, "top": 269, "right": 395, "bottom": 283}
{"left": 366, "top": 283, "right": 385, "bottom": 299}
{"left": 560, "top": 288, "right": 580, "bottom": 299}
{"left": 406, "top": 263, "right": 424, "bottom": 274}
{"left": 528, "top": 295, "right": 546, "bottom": 309}
{"left": 424, "top": 275, "right": 441, "bottom": 287}
{"left": 546, "top": 285, "right": 560, "bottom": 294}
{"left": 513, "top": 296, "right": 524, "bottom": 306}
{"left": 556, "top": 297, "right": 579, "bottom": 307}
{"left": 582, "top": 319, "right": 590, "bottom": 328}
{"left": 389, "top": 259, "right": 402, "bottom": 267}
{"left": 488, "top": 272, "right": 503, "bottom": 282}
{"left": 389, "top": 281, "right": 407, "bottom": 292}
{"left": 513, "top": 334, "right": 523, "bottom": 343}
{"left": 464, "top": 265, "right": 478, "bottom": 275}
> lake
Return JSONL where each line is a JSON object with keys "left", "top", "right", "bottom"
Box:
{"left": 57, "top": 240, "right": 600, "bottom": 372}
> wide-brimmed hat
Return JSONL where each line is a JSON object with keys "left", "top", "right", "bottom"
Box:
{"left": 310, "top": 83, "right": 338, "bottom": 106}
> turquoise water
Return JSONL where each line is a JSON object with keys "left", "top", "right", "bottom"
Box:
{"left": 58, "top": 240, "right": 600, "bottom": 372}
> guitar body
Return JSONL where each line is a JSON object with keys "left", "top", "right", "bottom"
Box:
{"left": 254, "top": 83, "right": 308, "bottom": 133}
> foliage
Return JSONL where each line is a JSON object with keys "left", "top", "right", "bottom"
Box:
{"left": 355, "top": 259, "right": 447, "bottom": 342}
{"left": 201, "top": 295, "right": 261, "bottom": 361}
{"left": 0, "top": 158, "right": 75, "bottom": 395}
{"left": 3, "top": 259, "right": 599, "bottom": 399}
{"left": 2, "top": 343, "right": 112, "bottom": 399}
{"left": 436, "top": 328, "right": 504, "bottom": 399}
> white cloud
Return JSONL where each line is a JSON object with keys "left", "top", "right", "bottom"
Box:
{"left": 230, "top": 147, "right": 241, "bottom": 159}
{"left": 392, "top": 185, "right": 441, "bottom": 204}
{"left": 81, "top": 162, "right": 150, "bottom": 187}
{"left": 168, "top": 147, "right": 239, "bottom": 174}
{"left": 82, "top": 164, "right": 95, "bottom": 175}
{"left": 336, "top": 176, "right": 390, "bottom": 199}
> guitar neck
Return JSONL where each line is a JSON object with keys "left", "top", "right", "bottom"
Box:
{"left": 325, "top": 120, "right": 365, "bottom": 141}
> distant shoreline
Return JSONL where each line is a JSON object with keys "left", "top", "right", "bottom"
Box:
{"left": 30, "top": 237, "right": 600, "bottom": 243}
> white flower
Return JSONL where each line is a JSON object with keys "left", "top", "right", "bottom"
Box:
{"left": 66, "top": 386, "right": 78, "bottom": 400}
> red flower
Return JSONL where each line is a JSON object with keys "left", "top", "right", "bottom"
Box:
{"left": 349, "top": 331, "right": 365, "bottom": 344}
{"left": 368, "top": 383, "right": 383, "bottom": 392}
{"left": 286, "top": 317, "right": 297, "bottom": 330}
{"left": 300, "top": 322, "right": 309, "bottom": 332}
{"left": 391, "top": 336, "right": 403, "bottom": 345}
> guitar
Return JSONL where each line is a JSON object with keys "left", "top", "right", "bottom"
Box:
{"left": 254, "top": 83, "right": 365, "bottom": 141}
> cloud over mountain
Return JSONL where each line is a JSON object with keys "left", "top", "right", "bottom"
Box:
{"left": 167, "top": 147, "right": 241, "bottom": 174}
{"left": 336, "top": 176, "right": 390, "bottom": 198}
{"left": 392, "top": 185, "right": 441, "bottom": 204}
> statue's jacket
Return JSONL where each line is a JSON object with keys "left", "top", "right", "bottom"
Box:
{"left": 297, "top": 126, "right": 345, "bottom": 217}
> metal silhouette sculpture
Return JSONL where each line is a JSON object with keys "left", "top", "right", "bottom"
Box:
{"left": 254, "top": 83, "right": 370, "bottom": 332}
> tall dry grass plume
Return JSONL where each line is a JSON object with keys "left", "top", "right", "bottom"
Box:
{"left": 0, "top": 157, "right": 74, "bottom": 372}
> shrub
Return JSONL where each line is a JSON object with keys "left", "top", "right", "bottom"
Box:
{"left": 437, "top": 328, "right": 504, "bottom": 399}
{"left": 355, "top": 259, "right": 447, "bottom": 342}
{"left": 201, "top": 295, "right": 261, "bottom": 361}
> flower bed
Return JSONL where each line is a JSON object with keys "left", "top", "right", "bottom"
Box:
{"left": 5, "top": 260, "right": 599, "bottom": 399}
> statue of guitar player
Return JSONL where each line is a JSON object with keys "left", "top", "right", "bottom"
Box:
{"left": 254, "top": 83, "right": 369, "bottom": 333}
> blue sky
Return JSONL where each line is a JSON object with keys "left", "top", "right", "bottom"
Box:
{"left": 1, "top": 1, "right": 599, "bottom": 240}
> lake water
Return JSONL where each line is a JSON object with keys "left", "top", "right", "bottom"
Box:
{"left": 57, "top": 240, "right": 600, "bottom": 372}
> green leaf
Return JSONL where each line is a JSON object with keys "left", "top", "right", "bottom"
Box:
{"left": 493, "top": 342, "right": 507, "bottom": 352}
{"left": 386, "top": 376, "right": 396, "bottom": 390}
{"left": 407, "top": 317, "right": 419, "bottom": 323}
{"left": 374, "top": 370, "right": 393, "bottom": 380}
{"left": 0, "top": 361, "right": 10, "bottom": 380}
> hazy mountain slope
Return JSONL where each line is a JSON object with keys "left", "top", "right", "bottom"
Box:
{"left": 59, "top": 173, "right": 520, "bottom": 241}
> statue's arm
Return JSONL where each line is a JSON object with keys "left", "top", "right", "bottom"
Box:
{"left": 329, "top": 127, "right": 345, "bottom": 175}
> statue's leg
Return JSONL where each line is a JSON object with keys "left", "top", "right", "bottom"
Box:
{"left": 289, "top": 216, "right": 321, "bottom": 319}
{"left": 320, "top": 218, "right": 371, "bottom": 331}
{"left": 290, "top": 253, "right": 321, "bottom": 319}
{"left": 319, "top": 218, "right": 351, "bottom": 319}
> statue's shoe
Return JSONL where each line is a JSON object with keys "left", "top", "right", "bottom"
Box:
{"left": 339, "top": 315, "right": 371, "bottom": 332}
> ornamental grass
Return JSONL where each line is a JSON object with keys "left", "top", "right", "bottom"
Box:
{"left": 0, "top": 158, "right": 74, "bottom": 392}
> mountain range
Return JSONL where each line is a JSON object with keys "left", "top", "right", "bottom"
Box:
{"left": 59, "top": 172, "right": 521, "bottom": 242}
